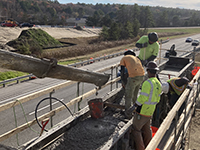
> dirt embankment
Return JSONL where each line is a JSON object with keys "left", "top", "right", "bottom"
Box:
{"left": 0, "top": 27, "right": 101, "bottom": 50}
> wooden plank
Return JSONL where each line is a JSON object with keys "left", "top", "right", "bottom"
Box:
{"left": 99, "top": 119, "right": 133, "bottom": 150}
{"left": 104, "top": 102, "right": 125, "bottom": 110}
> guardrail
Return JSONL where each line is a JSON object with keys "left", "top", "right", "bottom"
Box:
{"left": 0, "top": 74, "right": 36, "bottom": 87}
{"left": 69, "top": 39, "right": 169, "bottom": 67}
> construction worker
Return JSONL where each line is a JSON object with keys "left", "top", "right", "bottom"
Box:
{"left": 120, "top": 49, "right": 145, "bottom": 118}
{"left": 132, "top": 61, "right": 162, "bottom": 150}
{"left": 165, "top": 43, "right": 177, "bottom": 58}
{"left": 162, "top": 77, "right": 192, "bottom": 116}
{"left": 136, "top": 32, "right": 159, "bottom": 66}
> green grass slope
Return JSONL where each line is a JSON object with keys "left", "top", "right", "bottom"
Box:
{"left": 7, "top": 28, "right": 63, "bottom": 56}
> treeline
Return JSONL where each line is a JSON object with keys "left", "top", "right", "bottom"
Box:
{"left": 1, "top": 0, "right": 200, "bottom": 28}
{"left": 99, "top": 21, "right": 144, "bottom": 41}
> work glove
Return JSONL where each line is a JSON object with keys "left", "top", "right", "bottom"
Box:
{"left": 126, "top": 105, "right": 136, "bottom": 115}
{"left": 142, "top": 42, "right": 148, "bottom": 48}
{"left": 187, "top": 84, "right": 193, "bottom": 90}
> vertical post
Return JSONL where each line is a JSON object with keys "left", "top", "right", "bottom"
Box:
{"left": 76, "top": 82, "right": 80, "bottom": 112}
{"left": 173, "top": 111, "right": 178, "bottom": 150}
{"left": 116, "top": 66, "right": 118, "bottom": 88}
{"left": 110, "top": 67, "right": 113, "bottom": 91}
{"left": 181, "top": 98, "right": 187, "bottom": 149}
{"left": 192, "top": 46, "right": 196, "bottom": 61}
{"left": 49, "top": 90, "right": 55, "bottom": 128}
{"left": 78, "top": 82, "right": 84, "bottom": 111}
{"left": 159, "top": 39, "right": 162, "bottom": 65}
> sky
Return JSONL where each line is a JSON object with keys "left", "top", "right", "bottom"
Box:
{"left": 58, "top": 0, "right": 200, "bottom": 11}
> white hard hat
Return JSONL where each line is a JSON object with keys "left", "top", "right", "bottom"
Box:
{"left": 162, "top": 82, "right": 169, "bottom": 94}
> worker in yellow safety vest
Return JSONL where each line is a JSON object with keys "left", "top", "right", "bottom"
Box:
{"left": 132, "top": 61, "right": 162, "bottom": 150}
{"left": 162, "top": 77, "right": 192, "bottom": 116}
{"left": 135, "top": 32, "right": 160, "bottom": 66}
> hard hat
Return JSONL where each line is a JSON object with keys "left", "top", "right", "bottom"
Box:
{"left": 124, "top": 49, "right": 136, "bottom": 56}
{"left": 146, "top": 61, "right": 159, "bottom": 71}
{"left": 162, "top": 82, "right": 169, "bottom": 94}
{"left": 148, "top": 32, "right": 158, "bottom": 42}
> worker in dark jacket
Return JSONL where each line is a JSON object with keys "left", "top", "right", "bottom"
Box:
{"left": 162, "top": 77, "right": 192, "bottom": 116}
{"left": 136, "top": 32, "right": 159, "bottom": 66}
{"left": 132, "top": 61, "right": 162, "bottom": 150}
{"left": 120, "top": 50, "right": 145, "bottom": 118}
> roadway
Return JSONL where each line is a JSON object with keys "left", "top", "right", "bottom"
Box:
{"left": 0, "top": 34, "right": 199, "bottom": 148}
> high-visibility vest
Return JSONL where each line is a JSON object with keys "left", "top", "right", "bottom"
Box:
{"left": 167, "top": 78, "right": 186, "bottom": 95}
{"left": 136, "top": 77, "right": 162, "bottom": 116}
{"left": 137, "top": 36, "right": 160, "bottom": 60}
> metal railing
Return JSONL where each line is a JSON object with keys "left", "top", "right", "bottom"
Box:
{"left": 0, "top": 74, "right": 35, "bottom": 87}
{"left": 68, "top": 39, "right": 170, "bottom": 67}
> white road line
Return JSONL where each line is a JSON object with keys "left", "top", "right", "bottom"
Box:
{"left": 29, "top": 99, "right": 64, "bottom": 116}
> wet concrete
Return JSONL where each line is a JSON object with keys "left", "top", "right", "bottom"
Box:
{"left": 45, "top": 111, "right": 126, "bottom": 150}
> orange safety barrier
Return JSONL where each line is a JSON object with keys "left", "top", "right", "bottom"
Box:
{"left": 192, "top": 66, "right": 200, "bottom": 78}
{"left": 151, "top": 126, "right": 160, "bottom": 150}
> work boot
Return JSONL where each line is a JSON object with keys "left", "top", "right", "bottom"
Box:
{"left": 120, "top": 110, "right": 132, "bottom": 119}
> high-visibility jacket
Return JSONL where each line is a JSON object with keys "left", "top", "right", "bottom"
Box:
{"left": 167, "top": 78, "right": 187, "bottom": 95}
{"left": 135, "top": 77, "right": 162, "bottom": 116}
{"left": 137, "top": 36, "right": 160, "bottom": 60}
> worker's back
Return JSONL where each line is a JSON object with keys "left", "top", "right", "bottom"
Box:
{"left": 120, "top": 55, "right": 144, "bottom": 78}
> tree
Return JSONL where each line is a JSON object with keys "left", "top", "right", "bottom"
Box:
{"left": 132, "top": 19, "right": 140, "bottom": 37}
{"left": 172, "top": 15, "right": 180, "bottom": 26}
{"left": 99, "top": 25, "right": 109, "bottom": 40}
{"left": 189, "top": 12, "right": 199, "bottom": 26}
{"left": 157, "top": 11, "right": 169, "bottom": 27}
{"left": 144, "top": 6, "right": 155, "bottom": 27}
{"left": 132, "top": 4, "right": 140, "bottom": 21}
{"left": 120, "top": 21, "right": 133, "bottom": 39}
{"left": 100, "top": 14, "right": 112, "bottom": 27}
{"left": 116, "top": 5, "right": 128, "bottom": 25}
{"left": 64, "top": 6, "right": 73, "bottom": 14}
{"left": 47, "top": 7, "right": 57, "bottom": 17}
{"left": 108, "top": 22, "right": 120, "bottom": 40}
{"left": 85, "top": 10, "right": 104, "bottom": 26}
{"left": 77, "top": 7, "right": 85, "bottom": 18}
{"left": 86, "top": 16, "right": 95, "bottom": 26}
